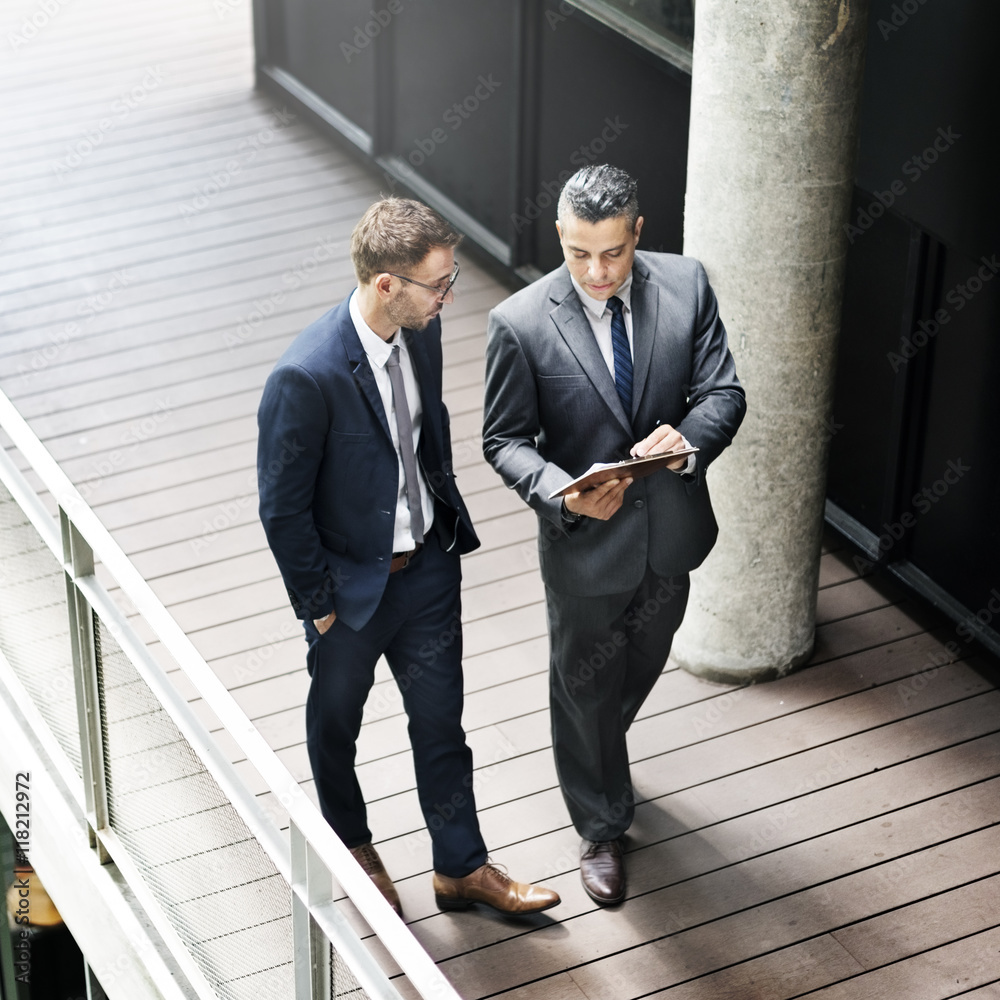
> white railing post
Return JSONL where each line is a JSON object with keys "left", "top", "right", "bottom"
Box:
{"left": 0, "top": 385, "right": 467, "bottom": 999}
{"left": 292, "top": 819, "right": 337, "bottom": 999}
{"left": 62, "top": 508, "right": 110, "bottom": 862}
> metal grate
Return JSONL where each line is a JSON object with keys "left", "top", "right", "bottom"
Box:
{"left": 0, "top": 482, "right": 81, "bottom": 775}
{"left": 331, "top": 945, "right": 367, "bottom": 999}
{"left": 95, "top": 615, "right": 295, "bottom": 1000}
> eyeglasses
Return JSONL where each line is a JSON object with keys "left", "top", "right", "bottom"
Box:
{"left": 386, "top": 263, "right": 460, "bottom": 301}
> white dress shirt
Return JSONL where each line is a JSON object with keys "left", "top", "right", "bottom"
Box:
{"left": 570, "top": 271, "right": 636, "bottom": 374}
{"left": 569, "top": 272, "right": 695, "bottom": 475}
{"left": 349, "top": 291, "right": 433, "bottom": 550}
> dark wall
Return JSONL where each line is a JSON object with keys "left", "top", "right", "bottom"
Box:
{"left": 266, "top": 0, "right": 378, "bottom": 137}
{"left": 528, "top": 1, "right": 690, "bottom": 271}
{"left": 387, "top": 2, "right": 519, "bottom": 246}
{"left": 254, "top": 0, "right": 998, "bottom": 636}
{"left": 853, "top": 0, "right": 999, "bottom": 262}
{"left": 254, "top": 0, "right": 692, "bottom": 273}
{"left": 828, "top": 0, "right": 999, "bottom": 624}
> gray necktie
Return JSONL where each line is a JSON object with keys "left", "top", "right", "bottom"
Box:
{"left": 385, "top": 345, "right": 424, "bottom": 544}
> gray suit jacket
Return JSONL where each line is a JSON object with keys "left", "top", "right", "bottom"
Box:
{"left": 483, "top": 251, "right": 746, "bottom": 597}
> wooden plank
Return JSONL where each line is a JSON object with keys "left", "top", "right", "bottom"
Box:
{"left": 811, "top": 601, "right": 939, "bottom": 663}
{"left": 234, "top": 626, "right": 983, "bottom": 822}
{"left": 0, "top": 107, "right": 325, "bottom": 196}
{"left": 0, "top": 161, "right": 356, "bottom": 295}
{"left": 832, "top": 874, "right": 1000, "bottom": 970}
{"left": 4, "top": 4, "right": 999, "bottom": 995}
{"left": 815, "top": 574, "right": 905, "bottom": 624}
{"left": 445, "top": 803, "right": 1000, "bottom": 997}
{"left": 628, "top": 657, "right": 989, "bottom": 767}
{"left": 819, "top": 548, "right": 861, "bottom": 588}
{"left": 144, "top": 549, "right": 280, "bottom": 606}
{"left": 1, "top": 229, "right": 357, "bottom": 377}
{"left": 362, "top": 703, "right": 997, "bottom": 876}
{"left": 377, "top": 696, "right": 1000, "bottom": 882}
{"left": 435, "top": 820, "right": 1000, "bottom": 997}
{"left": 799, "top": 925, "right": 1000, "bottom": 1000}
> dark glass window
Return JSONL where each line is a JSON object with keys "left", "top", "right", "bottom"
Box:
{"left": 577, "top": 0, "right": 695, "bottom": 56}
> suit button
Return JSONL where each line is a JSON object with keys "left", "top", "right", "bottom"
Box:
{"left": 633, "top": 499, "right": 645, "bottom": 509}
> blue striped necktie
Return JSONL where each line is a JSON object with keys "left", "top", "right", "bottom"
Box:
{"left": 608, "top": 295, "right": 633, "bottom": 417}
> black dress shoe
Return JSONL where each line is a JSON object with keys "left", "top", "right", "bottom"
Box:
{"left": 580, "top": 838, "right": 626, "bottom": 906}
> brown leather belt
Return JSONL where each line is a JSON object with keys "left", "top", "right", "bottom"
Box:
{"left": 389, "top": 543, "right": 422, "bottom": 573}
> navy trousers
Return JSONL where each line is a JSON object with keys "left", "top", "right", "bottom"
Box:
{"left": 545, "top": 567, "right": 690, "bottom": 842}
{"left": 304, "top": 532, "right": 488, "bottom": 877}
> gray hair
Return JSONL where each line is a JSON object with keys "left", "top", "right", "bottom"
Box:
{"left": 557, "top": 165, "right": 639, "bottom": 228}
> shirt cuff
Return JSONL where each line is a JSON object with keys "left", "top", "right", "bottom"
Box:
{"left": 671, "top": 435, "right": 696, "bottom": 476}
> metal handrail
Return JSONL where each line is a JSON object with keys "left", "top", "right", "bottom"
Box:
{"left": 0, "top": 387, "right": 461, "bottom": 1000}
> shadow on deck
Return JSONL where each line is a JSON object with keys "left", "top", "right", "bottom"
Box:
{"left": 0, "top": 1, "right": 997, "bottom": 997}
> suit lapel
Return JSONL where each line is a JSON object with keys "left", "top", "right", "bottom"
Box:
{"left": 342, "top": 313, "right": 393, "bottom": 442}
{"left": 629, "top": 260, "right": 659, "bottom": 420}
{"left": 402, "top": 327, "right": 443, "bottom": 460}
{"left": 549, "top": 272, "right": 633, "bottom": 436}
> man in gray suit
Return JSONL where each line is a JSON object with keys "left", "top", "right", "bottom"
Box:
{"left": 483, "top": 165, "right": 745, "bottom": 906}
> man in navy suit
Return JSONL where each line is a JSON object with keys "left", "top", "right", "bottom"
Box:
{"left": 258, "top": 198, "right": 559, "bottom": 918}
{"left": 484, "top": 166, "right": 745, "bottom": 906}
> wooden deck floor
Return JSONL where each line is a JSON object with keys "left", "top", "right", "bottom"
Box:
{"left": 1, "top": 1, "right": 998, "bottom": 997}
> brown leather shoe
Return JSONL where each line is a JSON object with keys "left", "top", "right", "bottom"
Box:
{"left": 350, "top": 843, "right": 402, "bottom": 917}
{"left": 580, "top": 839, "right": 626, "bottom": 906}
{"left": 433, "top": 863, "right": 560, "bottom": 915}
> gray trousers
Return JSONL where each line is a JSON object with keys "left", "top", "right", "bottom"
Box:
{"left": 545, "top": 567, "right": 690, "bottom": 841}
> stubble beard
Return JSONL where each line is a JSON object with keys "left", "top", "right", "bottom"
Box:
{"left": 384, "top": 289, "right": 435, "bottom": 333}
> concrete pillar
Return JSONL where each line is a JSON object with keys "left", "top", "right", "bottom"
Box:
{"left": 673, "top": 0, "right": 870, "bottom": 682}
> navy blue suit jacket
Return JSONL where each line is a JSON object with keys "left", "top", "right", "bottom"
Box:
{"left": 257, "top": 296, "right": 479, "bottom": 631}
